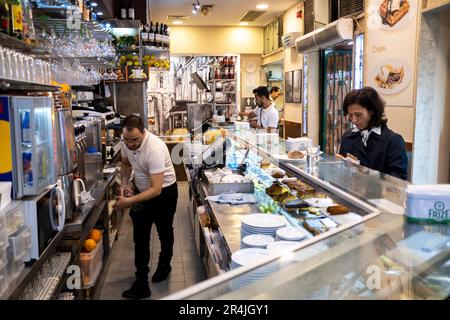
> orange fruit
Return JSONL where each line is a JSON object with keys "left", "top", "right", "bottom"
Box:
{"left": 83, "top": 239, "right": 97, "bottom": 252}
{"left": 89, "top": 229, "right": 102, "bottom": 243}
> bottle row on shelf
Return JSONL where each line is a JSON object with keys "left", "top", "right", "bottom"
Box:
{"left": 0, "top": 0, "right": 36, "bottom": 44}
{"left": 141, "top": 22, "right": 170, "bottom": 50}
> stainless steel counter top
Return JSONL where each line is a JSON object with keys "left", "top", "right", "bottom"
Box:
{"left": 201, "top": 183, "right": 258, "bottom": 254}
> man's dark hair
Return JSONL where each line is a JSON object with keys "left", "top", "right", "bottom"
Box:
{"left": 253, "top": 86, "right": 270, "bottom": 99}
{"left": 270, "top": 86, "right": 280, "bottom": 94}
{"left": 343, "top": 87, "right": 388, "bottom": 128}
{"left": 122, "top": 114, "right": 144, "bottom": 133}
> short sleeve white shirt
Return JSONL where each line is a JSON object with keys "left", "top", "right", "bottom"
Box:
{"left": 255, "top": 103, "right": 279, "bottom": 129}
{"left": 121, "top": 130, "right": 176, "bottom": 192}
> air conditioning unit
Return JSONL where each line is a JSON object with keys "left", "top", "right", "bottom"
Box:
{"left": 295, "top": 18, "right": 353, "bottom": 54}
{"left": 281, "top": 32, "right": 302, "bottom": 48}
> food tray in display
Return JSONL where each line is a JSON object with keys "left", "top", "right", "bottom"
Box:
{"left": 202, "top": 169, "right": 254, "bottom": 196}
{"left": 272, "top": 154, "right": 306, "bottom": 163}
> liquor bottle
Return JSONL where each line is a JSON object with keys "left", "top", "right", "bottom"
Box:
{"left": 154, "top": 22, "right": 160, "bottom": 47}
{"left": 148, "top": 21, "right": 154, "bottom": 46}
{"left": 10, "top": 0, "right": 22, "bottom": 39}
{"left": 0, "top": 0, "right": 10, "bottom": 34}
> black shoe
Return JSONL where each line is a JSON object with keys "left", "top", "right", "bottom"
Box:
{"left": 122, "top": 281, "right": 151, "bottom": 299}
{"left": 152, "top": 264, "right": 172, "bottom": 283}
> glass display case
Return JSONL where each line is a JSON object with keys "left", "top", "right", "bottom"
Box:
{"left": 174, "top": 128, "right": 450, "bottom": 300}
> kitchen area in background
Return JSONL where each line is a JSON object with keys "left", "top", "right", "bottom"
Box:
{"left": 0, "top": 0, "right": 449, "bottom": 302}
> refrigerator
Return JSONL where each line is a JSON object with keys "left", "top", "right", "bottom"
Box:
{"left": 54, "top": 108, "right": 76, "bottom": 220}
{"left": 0, "top": 96, "right": 56, "bottom": 199}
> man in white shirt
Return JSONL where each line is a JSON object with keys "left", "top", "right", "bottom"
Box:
{"left": 239, "top": 86, "right": 279, "bottom": 130}
{"left": 114, "top": 115, "right": 178, "bottom": 299}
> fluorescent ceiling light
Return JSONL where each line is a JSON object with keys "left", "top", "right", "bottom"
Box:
{"left": 239, "top": 22, "right": 249, "bottom": 26}
{"left": 91, "top": 2, "right": 98, "bottom": 6}
{"left": 173, "top": 20, "right": 184, "bottom": 25}
{"left": 256, "top": 4, "right": 269, "bottom": 10}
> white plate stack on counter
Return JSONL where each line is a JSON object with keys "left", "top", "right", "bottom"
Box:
{"left": 275, "top": 226, "right": 308, "bottom": 242}
{"left": 241, "top": 234, "right": 275, "bottom": 249}
{"left": 229, "top": 248, "right": 278, "bottom": 290}
{"left": 240, "top": 214, "right": 287, "bottom": 239}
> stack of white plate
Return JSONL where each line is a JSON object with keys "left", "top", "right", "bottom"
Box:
{"left": 241, "top": 234, "right": 275, "bottom": 249}
{"left": 275, "top": 226, "right": 308, "bottom": 242}
{"left": 266, "top": 241, "right": 301, "bottom": 255}
{"left": 229, "top": 248, "right": 278, "bottom": 290}
{"left": 240, "top": 214, "right": 287, "bottom": 239}
{"left": 266, "top": 241, "right": 303, "bottom": 268}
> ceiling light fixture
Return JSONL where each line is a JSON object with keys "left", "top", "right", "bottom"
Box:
{"left": 256, "top": 4, "right": 269, "bottom": 10}
{"left": 239, "top": 22, "right": 249, "bottom": 26}
{"left": 96, "top": 11, "right": 103, "bottom": 16}
{"left": 192, "top": 0, "right": 201, "bottom": 14}
{"left": 173, "top": 20, "right": 184, "bottom": 25}
{"left": 90, "top": 2, "right": 98, "bottom": 6}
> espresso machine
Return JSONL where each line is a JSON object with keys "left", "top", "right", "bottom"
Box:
{"left": 74, "top": 121, "right": 87, "bottom": 180}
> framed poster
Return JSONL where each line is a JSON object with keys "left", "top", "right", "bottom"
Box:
{"left": 292, "top": 69, "right": 302, "bottom": 103}
{"left": 103, "top": 67, "right": 128, "bottom": 83}
{"left": 284, "top": 71, "right": 293, "bottom": 103}
{"left": 127, "top": 65, "right": 149, "bottom": 82}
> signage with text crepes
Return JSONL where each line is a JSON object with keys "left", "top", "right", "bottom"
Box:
{"left": 365, "top": 0, "right": 419, "bottom": 107}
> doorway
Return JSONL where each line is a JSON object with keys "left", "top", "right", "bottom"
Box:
{"left": 320, "top": 49, "right": 353, "bottom": 156}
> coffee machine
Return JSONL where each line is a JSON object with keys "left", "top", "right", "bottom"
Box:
{"left": 74, "top": 121, "right": 87, "bottom": 180}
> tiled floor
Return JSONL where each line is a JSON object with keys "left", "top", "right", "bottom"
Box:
{"left": 98, "top": 181, "right": 206, "bottom": 300}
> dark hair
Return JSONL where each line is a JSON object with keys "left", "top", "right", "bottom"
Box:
{"left": 343, "top": 87, "right": 388, "bottom": 128}
{"left": 270, "top": 86, "right": 281, "bottom": 94}
{"left": 122, "top": 114, "right": 144, "bottom": 133}
{"left": 253, "top": 86, "right": 270, "bottom": 99}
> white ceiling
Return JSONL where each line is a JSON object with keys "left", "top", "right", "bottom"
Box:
{"left": 149, "top": 0, "right": 299, "bottom": 27}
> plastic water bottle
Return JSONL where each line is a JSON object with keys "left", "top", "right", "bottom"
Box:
{"left": 21, "top": 110, "right": 31, "bottom": 148}
{"left": 23, "top": 150, "right": 33, "bottom": 187}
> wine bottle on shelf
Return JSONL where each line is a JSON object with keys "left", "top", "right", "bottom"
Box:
{"left": 160, "top": 23, "right": 166, "bottom": 48}
{"left": 141, "top": 23, "right": 149, "bottom": 46}
{"left": 120, "top": 0, "right": 127, "bottom": 19}
{"left": 229, "top": 56, "right": 235, "bottom": 80}
{"left": 128, "top": 7, "right": 135, "bottom": 20}
{"left": 160, "top": 24, "right": 165, "bottom": 48}
{"left": 154, "top": 22, "right": 160, "bottom": 47}
{"left": 0, "top": 0, "right": 10, "bottom": 35}
{"left": 165, "top": 24, "right": 170, "bottom": 49}
{"left": 148, "top": 21, "right": 155, "bottom": 46}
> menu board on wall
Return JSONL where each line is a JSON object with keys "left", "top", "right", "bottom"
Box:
{"left": 365, "top": 0, "right": 419, "bottom": 107}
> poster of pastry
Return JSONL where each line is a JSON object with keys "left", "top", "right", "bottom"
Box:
{"left": 365, "top": 0, "right": 419, "bottom": 106}
{"left": 378, "top": 0, "right": 417, "bottom": 31}
{"left": 370, "top": 59, "right": 412, "bottom": 95}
